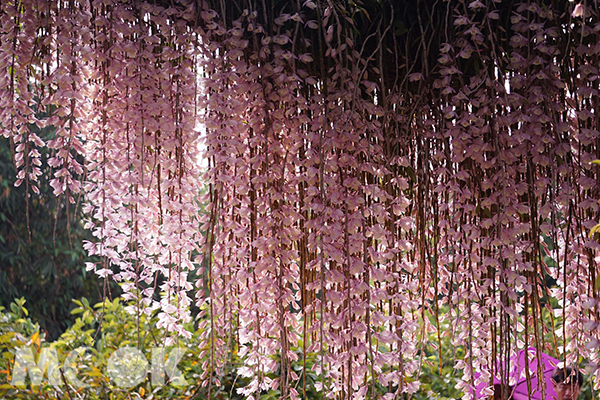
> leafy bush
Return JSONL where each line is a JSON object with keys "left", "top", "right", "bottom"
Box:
{"left": 1, "top": 297, "right": 319, "bottom": 399}
{"left": 0, "top": 297, "right": 200, "bottom": 399}
{"left": 0, "top": 297, "right": 456, "bottom": 400}
{"left": 4, "top": 297, "right": 591, "bottom": 399}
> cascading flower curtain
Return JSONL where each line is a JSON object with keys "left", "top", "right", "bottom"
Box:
{"left": 1, "top": 0, "right": 599, "bottom": 398}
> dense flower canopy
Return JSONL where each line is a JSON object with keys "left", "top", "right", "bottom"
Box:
{"left": 1, "top": 0, "right": 600, "bottom": 398}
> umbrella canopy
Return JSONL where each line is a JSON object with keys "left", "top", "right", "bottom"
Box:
{"left": 475, "top": 348, "right": 560, "bottom": 400}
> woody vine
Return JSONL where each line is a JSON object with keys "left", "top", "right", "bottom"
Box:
{"left": 1, "top": 0, "right": 600, "bottom": 398}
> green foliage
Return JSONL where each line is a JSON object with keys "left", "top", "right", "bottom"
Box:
{"left": 0, "top": 296, "right": 234, "bottom": 399}
{"left": 0, "top": 131, "right": 108, "bottom": 339}
{"left": 2, "top": 297, "right": 595, "bottom": 399}
{"left": 0, "top": 298, "right": 42, "bottom": 399}
{"left": 410, "top": 312, "right": 463, "bottom": 400}
{"left": 0, "top": 297, "right": 188, "bottom": 399}
{"left": 0, "top": 297, "right": 455, "bottom": 399}
{"left": 0, "top": 296, "right": 325, "bottom": 400}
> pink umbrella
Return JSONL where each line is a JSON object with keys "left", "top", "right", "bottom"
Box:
{"left": 475, "top": 348, "right": 560, "bottom": 399}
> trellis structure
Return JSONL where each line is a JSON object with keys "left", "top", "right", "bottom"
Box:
{"left": 1, "top": 0, "right": 600, "bottom": 398}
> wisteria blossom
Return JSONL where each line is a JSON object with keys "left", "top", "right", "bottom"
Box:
{"left": 1, "top": 0, "right": 599, "bottom": 399}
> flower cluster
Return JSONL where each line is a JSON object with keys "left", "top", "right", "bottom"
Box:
{"left": 1, "top": 0, "right": 599, "bottom": 398}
